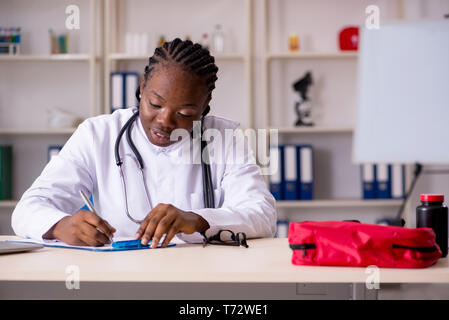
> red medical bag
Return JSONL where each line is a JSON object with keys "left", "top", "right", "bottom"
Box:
{"left": 288, "top": 221, "right": 442, "bottom": 268}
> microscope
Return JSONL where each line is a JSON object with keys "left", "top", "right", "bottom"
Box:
{"left": 293, "top": 71, "right": 314, "bottom": 127}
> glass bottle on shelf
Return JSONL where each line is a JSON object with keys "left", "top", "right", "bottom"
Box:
{"left": 212, "top": 24, "right": 224, "bottom": 53}
{"left": 158, "top": 35, "right": 166, "bottom": 47}
{"left": 200, "top": 33, "right": 210, "bottom": 50}
{"left": 289, "top": 33, "right": 300, "bottom": 53}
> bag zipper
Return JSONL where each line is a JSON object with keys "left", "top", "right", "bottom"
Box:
{"left": 392, "top": 244, "right": 438, "bottom": 253}
{"left": 289, "top": 243, "right": 316, "bottom": 257}
{"left": 290, "top": 243, "right": 438, "bottom": 257}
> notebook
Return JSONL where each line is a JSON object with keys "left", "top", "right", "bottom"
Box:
{"left": 0, "top": 241, "right": 43, "bottom": 254}
{"left": 7, "top": 236, "right": 181, "bottom": 252}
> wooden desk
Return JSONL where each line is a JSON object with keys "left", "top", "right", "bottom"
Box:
{"left": 1, "top": 236, "right": 449, "bottom": 299}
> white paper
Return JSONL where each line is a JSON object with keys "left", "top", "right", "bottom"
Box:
{"left": 8, "top": 236, "right": 184, "bottom": 251}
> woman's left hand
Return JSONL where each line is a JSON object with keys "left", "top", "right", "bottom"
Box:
{"left": 135, "top": 203, "right": 210, "bottom": 248}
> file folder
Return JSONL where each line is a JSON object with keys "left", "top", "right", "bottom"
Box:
{"left": 48, "top": 145, "right": 63, "bottom": 162}
{"left": 376, "top": 164, "right": 392, "bottom": 199}
{"left": 391, "top": 164, "right": 406, "bottom": 199}
{"left": 275, "top": 220, "right": 289, "bottom": 238}
{"left": 125, "top": 72, "right": 139, "bottom": 108}
{"left": 0, "top": 145, "right": 12, "bottom": 200}
{"left": 298, "top": 145, "right": 314, "bottom": 200}
{"left": 283, "top": 145, "right": 299, "bottom": 200}
{"left": 110, "top": 72, "right": 124, "bottom": 113}
{"left": 361, "top": 164, "right": 376, "bottom": 199}
{"left": 269, "top": 146, "right": 283, "bottom": 200}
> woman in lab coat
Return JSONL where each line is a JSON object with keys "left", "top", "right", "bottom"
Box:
{"left": 11, "top": 38, "right": 276, "bottom": 247}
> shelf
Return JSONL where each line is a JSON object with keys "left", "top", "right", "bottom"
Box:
{"left": 267, "top": 51, "right": 358, "bottom": 60}
{"left": 108, "top": 52, "right": 246, "bottom": 61}
{"left": 0, "top": 200, "right": 18, "bottom": 208}
{"left": 276, "top": 199, "right": 403, "bottom": 209}
{"left": 0, "top": 128, "right": 76, "bottom": 135}
{"left": 0, "top": 54, "right": 97, "bottom": 62}
{"left": 272, "top": 126, "right": 353, "bottom": 134}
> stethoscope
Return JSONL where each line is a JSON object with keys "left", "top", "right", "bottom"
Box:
{"left": 114, "top": 91, "right": 215, "bottom": 224}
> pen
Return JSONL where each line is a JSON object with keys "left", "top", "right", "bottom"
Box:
{"left": 79, "top": 190, "right": 96, "bottom": 214}
{"left": 79, "top": 190, "right": 112, "bottom": 242}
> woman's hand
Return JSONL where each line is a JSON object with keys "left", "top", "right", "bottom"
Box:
{"left": 135, "top": 203, "right": 210, "bottom": 248}
{"left": 43, "top": 210, "right": 116, "bottom": 247}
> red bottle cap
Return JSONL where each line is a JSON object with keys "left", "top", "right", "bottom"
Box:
{"left": 420, "top": 194, "right": 444, "bottom": 202}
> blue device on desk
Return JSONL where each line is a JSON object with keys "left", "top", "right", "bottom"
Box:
{"left": 112, "top": 239, "right": 151, "bottom": 248}
{"left": 112, "top": 239, "right": 176, "bottom": 249}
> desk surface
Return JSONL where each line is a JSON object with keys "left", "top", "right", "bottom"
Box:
{"left": 1, "top": 236, "right": 448, "bottom": 283}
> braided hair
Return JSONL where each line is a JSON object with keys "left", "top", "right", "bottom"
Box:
{"left": 137, "top": 38, "right": 219, "bottom": 116}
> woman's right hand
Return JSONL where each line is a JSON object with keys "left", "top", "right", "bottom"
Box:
{"left": 43, "top": 210, "right": 116, "bottom": 246}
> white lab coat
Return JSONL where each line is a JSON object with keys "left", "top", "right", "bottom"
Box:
{"left": 11, "top": 109, "right": 277, "bottom": 243}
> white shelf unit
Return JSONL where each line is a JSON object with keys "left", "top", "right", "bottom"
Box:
{"left": 0, "top": 128, "right": 77, "bottom": 135}
{"left": 0, "top": 54, "right": 96, "bottom": 62}
{"left": 276, "top": 199, "right": 403, "bottom": 209}
{"left": 0, "top": 0, "right": 102, "bottom": 219}
{"left": 261, "top": 0, "right": 407, "bottom": 215}
{"left": 273, "top": 126, "right": 353, "bottom": 134}
{"left": 267, "top": 52, "right": 358, "bottom": 60}
{"left": 108, "top": 52, "right": 247, "bottom": 61}
{"left": 0, "top": 200, "right": 18, "bottom": 208}
{"left": 103, "top": 0, "right": 253, "bottom": 128}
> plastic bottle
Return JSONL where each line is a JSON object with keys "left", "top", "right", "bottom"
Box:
{"left": 416, "top": 194, "right": 448, "bottom": 258}
{"left": 200, "top": 33, "right": 210, "bottom": 50}
{"left": 212, "top": 24, "right": 224, "bottom": 53}
{"left": 15, "top": 27, "right": 21, "bottom": 43}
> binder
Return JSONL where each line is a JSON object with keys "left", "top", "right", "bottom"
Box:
{"left": 283, "top": 144, "right": 298, "bottom": 200}
{"left": 269, "top": 146, "right": 283, "bottom": 200}
{"left": 376, "top": 164, "right": 392, "bottom": 199}
{"left": 298, "top": 145, "right": 314, "bottom": 200}
{"left": 0, "top": 145, "right": 12, "bottom": 200}
{"left": 48, "top": 145, "right": 63, "bottom": 162}
{"left": 110, "top": 72, "right": 124, "bottom": 113}
{"left": 275, "top": 220, "right": 289, "bottom": 238}
{"left": 361, "top": 164, "right": 376, "bottom": 199}
{"left": 111, "top": 72, "right": 139, "bottom": 113}
{"left": 391, "top": 164, "right": 406, "bottom": 199}
{"left": 125, "top": 72, "right": 139, "bottom": 108}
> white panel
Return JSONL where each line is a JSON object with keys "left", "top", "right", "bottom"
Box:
{"left": 354, "top": 20, "right": 449, "bottom": 164}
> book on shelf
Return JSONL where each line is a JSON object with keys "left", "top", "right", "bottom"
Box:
{"left": 0, "top": 145, "right": 12, "bottom": 200}
{"left": 275, "top": 219, "right": 289, "bottom": 238}
{"left": 111, "top": 72, "right": 139, "bottom": 113}
{"left": 48, "top": 145, "right": 63, "bottom": 162}
{"left": 361, "top": 164, "right": 406, "bottom": 200}
{"left": 269, "top": 144, "right": 314, "bottom": 201}
{"left": 268, "top": 145, "right": 283, "bottom": 200}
